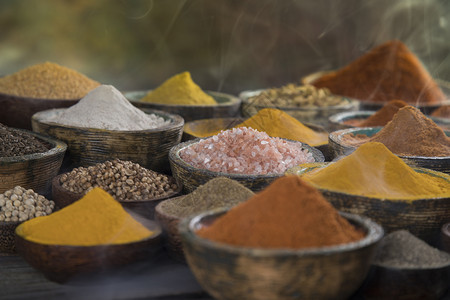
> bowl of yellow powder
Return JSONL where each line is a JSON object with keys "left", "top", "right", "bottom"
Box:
{"left": 15, "top": 188, "right": 162, "bottom": 283}
{"left": 125, "top": 72, "right": 241, "bottom": 122}
{"left": 0, "top": 62, "right": 101, "bottom": 130}
{"left": 287, "top": 142, "right": 450, "bottom": 245}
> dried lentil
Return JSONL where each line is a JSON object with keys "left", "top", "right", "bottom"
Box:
{"left": 0, "top": 124, "right": 50, "bottom": 157}
{"left": 59, "top": 159, "right": 179, "bottom": 201}
{"left": 0, "top": 186, "right": 55, "bottom": 222}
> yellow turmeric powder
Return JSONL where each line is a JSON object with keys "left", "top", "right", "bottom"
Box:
{"left": 302, "top": 142, "right": 450, "bottom": 200}
{"left": 16, "top": 188, "right": 153, "bottom": 246}
{"left": 234, "top": 108, "right": 328, "bottom": 146}
{"left": 141, "top": 72, "right": 217, "bottom": 105}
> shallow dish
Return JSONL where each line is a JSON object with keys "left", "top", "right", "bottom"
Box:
{"left": 15, "top": 216, "right": 162, "bottom": 283}
{"left": 169, "top": 138, "right": 325, "bottom": 193}
{"left": 32, "top": 108, "right": 183, "bottom": 174}
{"left": 287, "top": 163, "right": 450, "bottom": 245}
{"left": 179, "top": 208, "right": 383, "bottom": 300}
{"left": 328, "top": 127, "right": 450, "bottom": 174}
{"left": 125, "top": 90, "right": 241, "bottom": 122}
{"left": 328, "top": 111, "right": 374, "bottom": 132}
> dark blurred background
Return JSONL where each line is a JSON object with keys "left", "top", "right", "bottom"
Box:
{"left": 1, "top": 0, "right": 449, "bottom": 95}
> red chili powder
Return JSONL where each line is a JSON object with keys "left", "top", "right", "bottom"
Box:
{"left": 312, "top": 40, "right": 446, "bottom": 104}
{"left": 196, "top": 176, "right": 365, "bottom": 249}
{"left": 358, "top": 100, "right": 408, "bottom": 127}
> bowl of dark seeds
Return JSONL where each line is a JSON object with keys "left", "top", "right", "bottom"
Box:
{"left": 52, "top": 159, "right": 182, "bottom": 219}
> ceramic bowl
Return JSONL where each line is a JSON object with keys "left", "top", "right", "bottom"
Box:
{"left": 287, "top": 163, "right": 450, "bottom": 245}
{"left": 302, "top": 71, "right": 450, "bottom": 115}
{"left": 15, "top": 215, "right": 163, "bottom": 283}
{"left": 328, "top": 127, "right": 450, "bottom": 174}
{"left": 328, "top": 111, "right": 374, "bottom": 132}
{"left": 179, "top": 208, "right": 383, "bottom": 300}
{"left": 51, "top": 173, "right": 182, "bottom": 220}
{"left": 0, "top": 220, "right": 22, "bottom": 253}
{"left": 31, "top": 108, "right": 183, "bottom": 174}
{"left": 239, "top": 89, "right": 359, "bottom": 131}
{"left": 168, "top": 138, "right": 325, "bottom": 193}
{"left": 0, "top": 129, "right": 67, "bottom": 197}
{"left": 441, "top": 223, "right": 450, "bottom": 253}
{"left": 0, "top": 92, "right": 80, "bottom": 130}
{"left": 125, "top": 90, "right": 241, "bottom": 123}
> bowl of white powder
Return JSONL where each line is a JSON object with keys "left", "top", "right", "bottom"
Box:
{"left": 31, "top": 85, "right": 184, "bottom": 173}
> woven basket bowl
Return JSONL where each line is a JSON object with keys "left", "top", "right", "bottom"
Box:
{"left": 301, "top": 71, "right": 450, "bottom": 115}
{"left": 287, "top": 163, "right": 450, "bottom": 245}
{"left": 168, "top": 138, "right": 325, "bottom": 193}
{"left": 179, "top": 208, "right": 383, "bottom": 300}
{"left": 0, "top": 129, "right": 67, "bottom": 196}
{"left": 15, "top": 216, "right": 162, "bottom": 284}
{"left": 328, "top": 111, "right": 375, "bottom": 132}
{"left": 31, "top": 108, "right": 183, "bottom": 174}
{"left": 125, "top": 90, "right": 241, "bottom": 123}
{"left": 0, "top": 92, "right": 80, "bottom": 130}
{"left": 328, "top": 127, "right": 450, "bottom": 174}
{"left": 51, "top": 173, "right": 182, "bottom": 220}
{"left": 239, "top": 89, "right": 359, "bottom": 131}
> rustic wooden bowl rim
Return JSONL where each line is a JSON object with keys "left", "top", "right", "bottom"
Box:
{"left": 180, "top": 208, "right": 383, "bottom": 256}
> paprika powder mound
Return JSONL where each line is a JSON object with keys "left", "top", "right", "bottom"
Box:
{"left": 312, "top": 40, "right": 446, "bottom": 104}
{"left": 196, "top": 176, "right": 364, "bottom": 249}
{"left": 358, "top": 100, "right": 408, "bottom": 127}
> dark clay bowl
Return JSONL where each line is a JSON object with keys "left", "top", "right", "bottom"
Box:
{"left": 442, "top": 223, "right": 450, "bottom": 253}
{"left": 179, "top": 208, "right": 383, "bottom": 300}
{"left": 239, "top": 89, "right": 359, "bottom": 131}
{"left": 15, "top": 215, "right": 162, "bottom": 284}
{"left": 51, "top": 173, "right": 182, "bottom": 220}
{"left": 125, "top": 90, "right": 241, "bottom": 123}
{"left": 168, "top": 138, "right": 325, "bottom": 193}
{"left": 328, "top": 127, "right": 450, "bottom": 174}
{"left": 328, "top": 111, "right": 374, "bottom": 132}
{"left": 0, "top": 129, "right": 67, "bottom": 196}
{"left": 32, "top": 108, "right": 183, "bottom": 174}
{"left": 0, "top": 220, "right": 22, "bottom": 253}
{"left": 287, "top": 163, "right": 450, "bottom": 245}
{"left": 0, "top": 91, "right": 80, "bottom": 130}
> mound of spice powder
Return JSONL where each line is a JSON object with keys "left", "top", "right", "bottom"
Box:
{"left": 141, "top": 71, "right": 216, "bottom": 106}
{"left": 344, "top": 106, "right": 450, "bottom": 157}
{"left": 180, "top": 127, "right": 315, "bottom": 175}
{"left": 312, "top": 40, "right": 446, "bottom": 104}
{"left": 356, "top": 100, "right": 408, "bottom": 127}
{"left": 431, "top": 105, "right": 450, "bottom": 119}
{"left": 302, "top": 142, "right": 450, "bottom": 200}
{"left": 0, "top": 124, "right": 50, "bottom": 157}
{"left": 0, "top": 62, "right": 100, "bottom": 99}
{"left": 197, "top": 176, "right": 364, "bottom": 249}
{"left": 160, "top": 177, "right": 254, "bottom": 219}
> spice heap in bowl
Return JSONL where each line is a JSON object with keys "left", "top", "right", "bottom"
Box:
{"left": 240, "top": 83, "right": 358, "bottom": 130}
{"left": 0, "top": 186, "right": 55, "bottom": 253}
{"left": 52, "top": 159, "right": 181, "bottom": 219}
{"left": 126, "top": 71, "right": 241, "bottom": 122}
{"left": 179, "top": 176, "right": 383, "bottom": 300}
{"left": 32, "top": 84, "right": 183, "bottom": 173}
{"left": 169, "top": 127, "right": 324, "bottom": 193}
{"left": 0, "top": 62, "right": 100, "bottom": 130}
{"left": 155, "top": 177, "right": 254, "bottom": 261}
{"left": 15, "top": 188, "right": 162, "bottom": 283}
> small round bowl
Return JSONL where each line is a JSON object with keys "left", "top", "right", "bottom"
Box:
{"left": 441, "top": 223, "right": 450, "bottom": 253}
{"left": 239, "top": 89, "right": 359, "bottom": 131}
{"left": 0, "top": 92, "right": 80, "bottom": 130}
{"left": 0, "top": 129, "right": 67, "bottom": 196}
{"left": 328, "top": 127, "right": 450, "bottom": 174}
{"left": 179, "top": 208, "right": 383, "bottom": 300}
{"left": 0, "top": 220, "right": 22, "bottom": 253}
{"left": 125, "top": 90, "right": 241, "bottom": 123}
{"left": 15, "top": 216, "right": 162, "bottom": 284}
{"left": 31, "top": 108, "right": 184, "bottom": 174}
{"left": 287, "top": 163, "right": 450, "bottom": 245}
{"left": 302, "top": 71, "right": 450, "bottom": 115}
{"left": 51, "top": 173, "right": 182, "bottom": 220}
{"left": 168, "top": 138, "right": 325, "bottom": 193}
{"left": 328, "top": 111, "right": 374, "bottom": 132}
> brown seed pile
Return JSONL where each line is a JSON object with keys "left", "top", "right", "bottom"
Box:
{"left": 0, "top": 62, "right": 100, "bottom": 99}
{"left": 0, "top": 186, "right": 55, "bottom": 222}
{"left": 0, "top": 124, "right": 50, "bottom": 157}
{"left": 59, "top": 159, "right": 179, "bottom": 201}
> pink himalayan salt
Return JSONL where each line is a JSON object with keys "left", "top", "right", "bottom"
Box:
{"left": 180, "top": 127, "right": 315, "bottom": 175}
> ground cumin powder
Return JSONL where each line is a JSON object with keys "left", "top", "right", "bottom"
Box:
{"left": 312, "top": 40, "right": 446, "bottom": 104}
{"left": 196, "top": 176, "right": 364, "bottom": 249}
{"left": 358, "top": 100, "right": 408, "bottom": 127}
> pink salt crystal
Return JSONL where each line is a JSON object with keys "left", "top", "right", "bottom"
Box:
{"left": 179, "top": 127, "right": 315, "bottom": 175}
